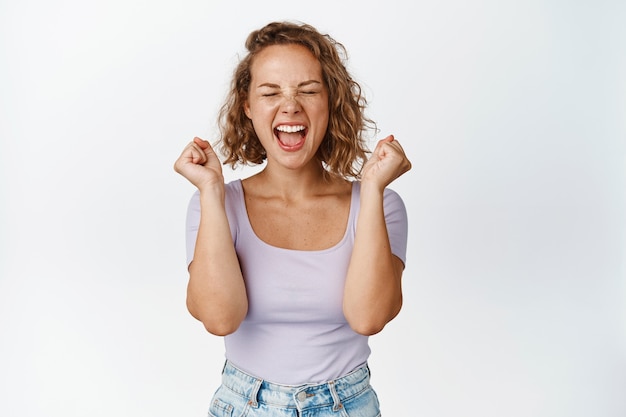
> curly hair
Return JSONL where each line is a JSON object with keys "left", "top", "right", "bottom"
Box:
{"left": 217, "top": 21, "right": 375, "bottom": 179}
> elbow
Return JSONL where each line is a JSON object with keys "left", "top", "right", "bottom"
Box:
{"left": 186, "top": 298, "right": 246, "bottom": 336}
{"left": 192, "top": 310, "right": 243, "bottom": 336}
{"left": 344, "top": 311, "right": 392, "bottom": 336}
{"left": 344, "top": 297, "right": 402, "bottom": 336}
{"left": 348, "top": 319, "right": 387, "bottom": 336}
{"left": 201, "top": 320, "right": 241, "bottom": 337}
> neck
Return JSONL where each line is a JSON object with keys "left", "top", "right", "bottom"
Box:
{"left": 252, "top": 161, "right": 341, "bottom": 200}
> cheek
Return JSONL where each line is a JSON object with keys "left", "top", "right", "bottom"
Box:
{"left": 247, "top": 100, "right": 280, "bottom": 119}
{"left": 315, "top": 104, "right": 330, "bottom": 127}
{"left": 305, "top": 100, "right": 329, "bottom": 118}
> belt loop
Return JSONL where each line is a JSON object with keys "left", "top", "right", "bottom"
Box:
{"left": 328, "top": 380, "right": 343, "bottom": 412}
{"left": 247, "top": 378, "right": 262, "bottom": 408}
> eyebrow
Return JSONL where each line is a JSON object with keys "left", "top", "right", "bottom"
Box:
{"left": 256, "top": 80, "right": 322, "bottom": 89}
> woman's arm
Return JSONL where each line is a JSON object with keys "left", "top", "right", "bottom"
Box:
{"left": 175, "top": 138, "right": 248, "bottom": 336}
{"left": 344, "top": 136, "right": 411, "bottom": 335}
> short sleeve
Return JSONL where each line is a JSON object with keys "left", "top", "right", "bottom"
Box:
{"left": 184, "top": 181, "right": 242, "bottom": 268}
{"left": 185, "top": 190, "right": 201, "bottom": 267}
{"left": 383, "top": 188, "right": 409, "bottom": 266}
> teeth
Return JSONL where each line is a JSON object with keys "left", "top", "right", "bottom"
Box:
{"left": 276, "top": 125, "right": 305, "bottom": 133}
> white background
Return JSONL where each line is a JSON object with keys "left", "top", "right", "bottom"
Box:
{"left": 1, "top": 1, "right": 625, "bottom": 416}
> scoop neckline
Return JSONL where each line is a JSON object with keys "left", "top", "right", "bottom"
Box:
{"left": 233, "top": 179, "right": 357, "bottom": 254}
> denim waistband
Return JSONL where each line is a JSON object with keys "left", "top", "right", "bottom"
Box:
{"left": 220, "top": 361, "right": 371, "bottom": 411}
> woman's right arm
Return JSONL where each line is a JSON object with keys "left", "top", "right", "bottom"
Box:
{"left": 174, "top": 138, "right": 248, "bottom": 336}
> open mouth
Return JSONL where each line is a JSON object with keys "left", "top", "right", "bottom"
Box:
{"left": 274, "top": 125, "right": 307, "bottom": 150}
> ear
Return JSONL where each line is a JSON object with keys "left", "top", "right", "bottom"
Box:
{"left": 244, "top": 101, "right": 251, "bottom": 119}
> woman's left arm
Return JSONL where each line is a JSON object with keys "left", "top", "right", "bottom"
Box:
{"left": 344, "top": 135, "right": 412, "bottom": 335}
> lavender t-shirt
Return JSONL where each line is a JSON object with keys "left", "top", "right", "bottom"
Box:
{"left": 185, "top": 180, "right": 408, "bottom": 384}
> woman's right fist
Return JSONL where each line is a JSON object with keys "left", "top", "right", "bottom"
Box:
{"left": 174, "top": 137, "right": 224, "bottom": 190}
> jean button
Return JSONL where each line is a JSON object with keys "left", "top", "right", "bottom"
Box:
{"left": 297, "top": 391, "right": 307, "bottom": 402}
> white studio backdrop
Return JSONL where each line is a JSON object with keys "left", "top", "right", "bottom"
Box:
{"left": 1, "top": 1, "right": 624, "bottom": 416}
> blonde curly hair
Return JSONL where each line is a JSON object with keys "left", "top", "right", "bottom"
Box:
{"left": 217, "top": 21, "right": 375, "bottom": 179}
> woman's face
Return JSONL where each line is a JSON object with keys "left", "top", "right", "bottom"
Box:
{"left": 244, "top": 43, "right": 329, "bottom": 172}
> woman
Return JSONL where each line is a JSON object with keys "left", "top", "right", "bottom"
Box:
{"left": 174, "top": 21, "right": 411, "bottom": 417}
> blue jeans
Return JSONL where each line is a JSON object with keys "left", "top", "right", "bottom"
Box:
{"left": 208, "top": 361, "right": 381, "bottom": 417}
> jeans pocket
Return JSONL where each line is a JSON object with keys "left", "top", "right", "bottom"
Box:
{"left": 340, "top": 386, "right": 381, "bottom": 417}
{"left": 209, "top": 397, "right": 233, "bottom": 417}
{"left": 209, "top": 385, "right": 255, "bottom": 417}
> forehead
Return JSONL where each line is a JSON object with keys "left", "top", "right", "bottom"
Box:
{"left": 250, "top": 44, "right": 323, "bottom": 85}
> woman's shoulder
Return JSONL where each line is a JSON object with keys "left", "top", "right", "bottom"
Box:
{"left": 224, "top": 179, "right": 245, "bottom": 212}
{"left": 225, "top": 178, "right": 243, "bottom": 194}
{"left": 350, "top": 180, "right": 404, "bottom": 200}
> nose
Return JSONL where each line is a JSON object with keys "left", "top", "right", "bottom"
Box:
{"left": 280, "top": 93, "right": 301, "bottom": 114}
